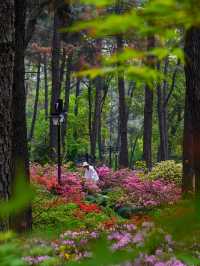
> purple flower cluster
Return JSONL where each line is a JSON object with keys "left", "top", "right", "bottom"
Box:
{"left": 23, "top": 223, "right": 188, "bottom": 266}
{"left": 23, "top": 255, "right": 51, "bottom": 265}
{"left": 107, "top": 222, "right": 146, "bottom": 250}
{"left": 58, "top": 229, "right": 100, "bottom": 261}
{"left": 133, "top": 253, "right": 186, "bottom": 266}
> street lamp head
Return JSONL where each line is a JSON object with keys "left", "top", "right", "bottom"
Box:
{"left": 51, "top": 99, "right": 65, "bottom": 126}
{"left": 55, "top": 99, "right": 63, "bottom": 114}
{"left": 51, "top": 113, "right": 65, "bottom": 125}
{"left": 51, "top": 113, "right": 60, "bottom": 126}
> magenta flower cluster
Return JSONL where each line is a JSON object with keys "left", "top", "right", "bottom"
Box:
{"left": 97, "top": 167, "right": 181, "bottom": 207}
{"left": 122, "top": 175, "right": 181, "bottom": 207}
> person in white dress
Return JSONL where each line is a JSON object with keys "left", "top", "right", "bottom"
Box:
{"left": 82, "top": 162, "right": 99, "bottom": 181}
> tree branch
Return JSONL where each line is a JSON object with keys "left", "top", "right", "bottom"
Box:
{"left": 164, "top": 58, "right": 181, "bottom": 108}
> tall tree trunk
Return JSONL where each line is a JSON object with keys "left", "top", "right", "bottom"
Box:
{"left": 49, "top": 10, "right": 61, "bottom": 160}
{"left": 98, "top": 117, "right": 102, "bottom": 161}
{"left": 129, "top": 135, "right": 139, "bottom": 168}
{"left": 43, "top": 54, "right": 48, "bottom": 120}
{"left": 88, "top": 81, "right": 92, "bottom": 150}
{"left": 74, "top": 78, "right": 81, "bottom": 116}
{"left": 117, "top": 36, "right": 128, "bottom": 168}
{"left": 0, "top": 1, "right": 14, "bottom": 224}
{"left": 28, "top": 55, "right": 41, "bottom": 141}
{"left": 183, "top": 27, "right": 200, "bottom": 194}
{"left": 91, "top": 77, "right": 102, "bottom": 162}
{"left": 143, "top": 36, "right": 155, "bottom": 170}
{"left": 166, "top": 59, "right": 181, "bottom": 158}
{"left": 59, "top": 49, "right": 66, "bottom": 92}
{"left": 12, "top": 0, "right": 32, "bottom": 231}
{"left": 143, "top": 84, "right": 154, "bottom": 170}
{"left": 157, "top": 58, "right": 169, "bottom": 161}
{"left": 183, "top": 86, "right": 194, "bottom": 193}
{"left": 62, "top": 54, "right": 72, "bottom": 152}
{"left": 73, "top": 78, "right": 81, "bottom": 141}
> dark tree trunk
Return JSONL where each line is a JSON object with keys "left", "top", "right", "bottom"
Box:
{"left": 183, "top": 27, "right": 200, "bottom": 194}
{"left": 73, "top": 78, "right": 81, "bottom": 141}
{"left": 143, "top": 36, "right": 155, "bottom": 170}
{"left": 88, "top": 81, "right": 92, "bottom": 148}
{"left": 59, "top": 49, "right": 66, "bottom": 92}
{"left": 62, "top": 54, "right": 72, "bottom": 152}
{"left": 74, "top": 78, "right": 81, "bottom": 116}
{"left": 129, "top": 135, "right": 139, "bottom": 169}
{"left": 91, "top": 77, "right": 102, "bottom": 162}
{"left": 168, "top": 106, "right": 183, "bottom": 157}
{"left": 11, "top": 0, "right": 32, "bottom": 231}
{"left": 183, "top": 87, "right": 194, "bottom": 193}
{"left": 0, "top": 0, "right": 14, "bottom": 207}
{"left": 157, "top": 58, "right": 169, "bottom": 161}
{"left": 28, "top": 55, "right": 41, "bottom": 141}
{"left": 109, "top": 88, "right": 114, "bottom": 167}
{"left": 43, "top": 54, "right": 49, "bottom": 120}
{"left": 166, "top": 59, "right": 181, "bottom": 158}
{"left": 143, "top": 84, "right": 154, "bottom": 170}
{"left": 117, "top": 36, "right": 128, "bottom": 168}
{"left": 98, "top": 116, "right": 102, "bottom": 161}
{"left": 49, "top": 10, "right": 61, "bottom": 160}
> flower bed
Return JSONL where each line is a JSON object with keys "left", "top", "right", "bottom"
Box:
{"left": 23, "top": 221, "right": 187, "bottom": 266}
{"left": 31, "top": 164, "right": 181, "bottom": 211}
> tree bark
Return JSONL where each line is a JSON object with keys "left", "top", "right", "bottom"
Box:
{"left": 157, "top": 58, "right": 169, "bottom": 161}
{"left": 12, "top": 0, "right": 32, "bottom": 231}
{"left": 91, "top": 77, "right": 102, "bottom": 162}
{"left": 59, "top": 48, "right": 66, "bottom": 92}
{"left": 0, "top": 0, "right": 14, "bottom": 206}
{"left": 88, "top": 81, "right": 92, "bottom": 149}
{"left": 49, "top": 10, "right": 61, "bottom": 160}
{"left": 28, "top": 55, "right": 41, "bottom": 141}
{"left": 129, "top": 135, "right": 139, "bottom": 168}
{"left": 62, "top": 54, "right": 72, "bottom": 152}
{"left": 143, "top": 36, "right": 155, "bottom": 170}
{"left": 43, "top": 54, "right": 49, "bottom": 120}
{"left": 98, "top": 116, "right": 102, "bottom": 161}
{"left": 117, "top": 36, "right": 129, "bottom": 168}
{"left": 74, "top": 78, "right": 81, "bottom": 117}
{"left": 183, "top": 27, "right": 200, "bottom": 194}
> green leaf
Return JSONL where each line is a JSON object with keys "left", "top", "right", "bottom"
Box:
{"left": 0, "top": 161, "right": 34, "bottom": 217}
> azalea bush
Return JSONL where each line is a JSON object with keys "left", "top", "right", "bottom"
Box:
{"left": 97, "top": 168, "right": 132, "bottom": 189}
{"left": 97, "top": 168, "right": 181, "bottom": 209}
{"left": 122, "top": 175, "right": 181, "bottom": 208}
{"left": 31, "top": 164, "right": 84, "bottom": 201}
{"left": 147, "top": 160, "right": 182, "bottom": 185}
{"left": 32, "top": 185, "right": 114, "bottom": 233}
{"left": 134, "top": 160, "right": 147, "bottom": 171}
{"left": 31, "top": 164, "right": 181, "bottom": 211}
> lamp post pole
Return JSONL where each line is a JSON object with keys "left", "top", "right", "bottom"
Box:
{"left": 51, "top": 99, "right": 65, "bottom": 186}
{"left": 57, "top": 116, "right": 61, "bottom": 185}
{"left": 109, "top": 145, "right": 112, "bottom": 167}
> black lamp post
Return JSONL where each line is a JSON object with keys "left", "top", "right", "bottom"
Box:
{"left": 51, "top": 99, "right": 65, "bottom": 185}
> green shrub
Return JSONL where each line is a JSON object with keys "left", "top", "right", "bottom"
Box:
{"left": 134, "top": 161, "right": 147, "bottom": 171}
{"left": 0, "top": 232, "right": 25, "bottom": 266}
{"left": 147, "top": 160, "right": 182, "bottom": 185}
{"left": 105, "top": 188, "right": 126, "bottom": 208}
